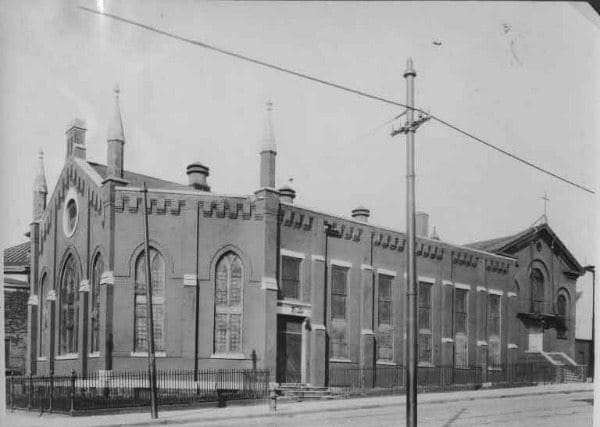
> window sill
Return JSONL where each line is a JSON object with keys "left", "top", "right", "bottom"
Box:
{"left": 211, "top": 353, "right": 248, "bottom": 360}
{"left": 329, "top": 358, "right": 352, "bottom": 363}
{"left": 418, "top": 362, "right": 435, "bottom": 367}
{"left": 130, "top": 352, "right": 167, "bottom": 358}
{"left": 488, "top": 367, "right": 503, "bottom": 371}
{"left": 376, "top": 360, "right": 396, "bottom": 366}
{"left": 37, "top": 357, "right": 47, "bottom": 362}
{"left": 88, "top": 352, "right": 100, "bottom": 358}
{"left": 56, "top": 353, "right": 79, "bottom": 360}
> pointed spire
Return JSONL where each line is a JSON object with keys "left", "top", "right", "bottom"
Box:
{"left": 33, "top": 149, "right": 48, "bottom": 220}
{"left": 107, "top": 83, "right": 125, "bottom": 142}
{"left": 34, "top": 149, "right": 47, "bottom": 194}
{"left": 260, "top": 100, "right": 276, "bottom": 152}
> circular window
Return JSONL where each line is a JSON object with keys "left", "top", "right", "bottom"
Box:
{"left": 63, "top": 188, "right": 79, "bottom": 237}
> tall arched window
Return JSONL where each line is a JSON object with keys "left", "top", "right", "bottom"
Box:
{"left": 556, "top": 293, "right": 568, "bottom": 339}
{"left": 214, "top": 252, "right": 243, "bottom": 354}
{"left": 59, "top": 256, "right": 80, "bottom": 354}
{"left": 530, "top": 268, "right": 544, "bottom": 313}
{"left": 39, "top": 274, "right": 48, "bottom": 357}
{"left": 90, "top": 254, "right": 103, "bottom": 354}
{"left": 134, "top": 248, "right": 165, "bottom": 352}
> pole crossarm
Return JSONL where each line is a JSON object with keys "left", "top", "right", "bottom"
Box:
{"left": 391, "top": 112, "right": 431, "bottom": 136}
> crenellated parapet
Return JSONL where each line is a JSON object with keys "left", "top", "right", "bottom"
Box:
{"left": 280, "top": 209, "right": 315, "bottom": 231}
{"left": 323, "top": 220, "right": 362, "bottom": 242}
{"left": 373, "top": 232, "right": 405, "bottom": 252}
{"left": 114, "top": 194, "right": 186, "bottom": 216}
{"left": 451, "top": 250, "right": 480, "bottom": 267}
{"left": 416, "top": 241, "right": 444, "bottom": 260}
{"left": 484, "top": 258, "right": 511, "bottom": 274}
{"left": 199, "top": 198, "right": 254, "bottom": 220}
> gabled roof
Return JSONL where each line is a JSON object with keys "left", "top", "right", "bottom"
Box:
{"left": 4, "top": 242, "right": 30, "bottom": 268}
{"left": 466, "top": 222, "right": 584, "bottom": 275}
{"left": 87, "top": 161, "right": 191, "bottom": 192}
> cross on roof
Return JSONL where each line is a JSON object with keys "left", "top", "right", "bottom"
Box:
{"left": 541, "top": 192, "right": 550, "bottom": 222}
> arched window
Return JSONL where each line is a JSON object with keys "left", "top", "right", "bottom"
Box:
{"left": 214, "top": 252, "right": 243, "bottom": 354}
{"left": 134, "top": 248, "right": 165, "bottom": 352}
{"left": 59, "top": 256, "right": 80, "bottom": 354}
{"left": 530, "top": 268, "right": 544, "bottom": 313}
{"left": 90, "top": 254, "right": 103, "bottom": 354}
{"left": 556, "top": 293, "right": 568, "bottom": 339}
{"left": 39, "top": 274, "right": 48, "bottom": 357}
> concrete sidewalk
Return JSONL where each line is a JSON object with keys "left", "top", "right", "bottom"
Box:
{"left": 2, "top": 382, "right": 593, "bottom": 427}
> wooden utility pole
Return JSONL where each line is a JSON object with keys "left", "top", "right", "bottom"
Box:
{"left": 142, "top": 182, "right": 159, "bottom": 419}
{"left": 391, "top": 58, "right": 430, "bottom": 427}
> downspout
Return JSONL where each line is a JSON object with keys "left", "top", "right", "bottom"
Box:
{"left": 323, "top": 222, "right": 330, "bottom": 384}
{"left": 50, "top": 205, "right": 57, "bottom": 374}
{"left": 451, "top": 251, "right": 455, "bottom": 373}
{"left": 193, "top": 202, "right": 200, "bottom": 382}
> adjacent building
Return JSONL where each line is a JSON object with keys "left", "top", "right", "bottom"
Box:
{"left": 4, "top": 242, "right": 30, "bottom": 374}
{"left": 24, "top": 88, "right": 585, "bottom": 386}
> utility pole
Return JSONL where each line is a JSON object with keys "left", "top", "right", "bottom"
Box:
{"left": 391, "top": 58, "right": 430, "bottom": 427}
{"left": 142, "top": 182, "right": 159, "bottom": 419}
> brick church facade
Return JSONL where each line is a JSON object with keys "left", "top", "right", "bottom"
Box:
{"left": 25, "top": 88, "right": 585, "bottom": 385}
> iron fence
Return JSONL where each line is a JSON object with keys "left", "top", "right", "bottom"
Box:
{"left": 329, "top": 362, "right": 586, "bottom": 394}
{"left": 6, "top": 368, "right": 270, "bottom": 414}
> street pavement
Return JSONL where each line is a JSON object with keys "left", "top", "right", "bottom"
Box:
{"left": 2, "top": 382, "right": 593, "bottom": 427}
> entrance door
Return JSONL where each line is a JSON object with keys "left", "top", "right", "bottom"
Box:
{"left": 277, "top": 316, "right": 303, "bottom": 383}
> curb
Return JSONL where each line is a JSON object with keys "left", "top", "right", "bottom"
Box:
{"left": 94, "top": 386, "right": 593, "bottom": 427}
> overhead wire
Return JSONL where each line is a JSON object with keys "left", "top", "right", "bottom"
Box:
{"left": 79, "top": 6, "right": 595, "bottom": 195}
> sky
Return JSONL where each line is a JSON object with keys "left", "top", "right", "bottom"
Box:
{"left": 0, "top": 1, "right": 598, "bottom": 327}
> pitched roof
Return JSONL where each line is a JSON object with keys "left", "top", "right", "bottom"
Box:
{"left": 4, "top": 242, "right": 30, "bottom": 267}
{"left": 466, "top": 223, "right": 584, "bottom": 274}
{"left": 465, "top": 228, "right": 532, "bottom": 253}
{"left": 87, "top": 161, "right": 191, "bottom": 191}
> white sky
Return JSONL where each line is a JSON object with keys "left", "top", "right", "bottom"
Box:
{"left": 1, "top": 2, "right": 598, "bottom": 285}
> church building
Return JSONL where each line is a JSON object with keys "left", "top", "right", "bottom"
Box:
{"left": 25, "top": 88, "right": 585, "bottom": 386}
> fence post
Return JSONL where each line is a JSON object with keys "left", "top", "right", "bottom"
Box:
{"left": 70, "top": 369, "right": 76, "bottom": 415}
{"left": 49, "top": 370, "right": 54, "bottom": 414}
{"left": 39, "top": 375, "right": 44, "bottom": 416}
{"left": 9, "top": 376, "right": 14, "bottom": 411}
{"left": 27, "top": 373, "right": 33, "bottom": 411}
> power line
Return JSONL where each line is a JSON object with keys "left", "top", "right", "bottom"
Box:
{"left": 79, "top": 6, "right": 595, "bottom": 195}
{"left": 349, "top": 110, "right": 407, "bottom": 145}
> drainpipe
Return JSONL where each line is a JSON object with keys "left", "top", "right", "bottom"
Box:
{"left": 194, "top": 203, "right": 200, "bottom": 382}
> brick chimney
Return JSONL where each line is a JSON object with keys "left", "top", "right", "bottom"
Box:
{"left": 66, "top": 118, "right": 86, "bottom": 160}
{"left": 107, "top": 84, "right": 125, "bottom": 180}
{"left": 416, "top": 211, "right": 429, "bottom": 237}
{"left": 259, "top": 101, "right": 277, "bottom": 188}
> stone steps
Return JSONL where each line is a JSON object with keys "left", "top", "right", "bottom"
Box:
{"left": 276, "top": 383, "right": 337, "bottom": 401}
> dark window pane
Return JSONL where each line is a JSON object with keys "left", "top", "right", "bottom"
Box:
{"left": 281, "top": 256, "right": 301, "bottom": 299}
{"left": 455, "top": 289, "right": 468, "bottom": 333}
{"left": 331, "top": 267, "right": 348, "bottom": 295}
{"left": 379, "top": 301, "right": 391, "bottom": 325}
{"left": 379, "top": 275, "right": 392, "bottom": 299}
{"left": 455, "top": 333, "right": 468, "bottom": 368}
{"left": 332, "top": 295, "right": 346, "bottom": 319}
{"left": 418, "top": 333, "right": 432, "bottom": 363}
{"left": 377, "top": 328, "right": 393, "bottom": 360}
